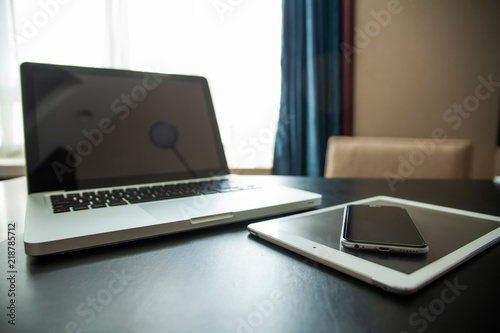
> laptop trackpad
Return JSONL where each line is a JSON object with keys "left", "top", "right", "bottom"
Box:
{"left": 139, "top": 193, "right": 247, "bottom": 222}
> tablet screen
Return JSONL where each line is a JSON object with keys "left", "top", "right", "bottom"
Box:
{"left": 274, "top": 199, "right": 499, "bottom": 274}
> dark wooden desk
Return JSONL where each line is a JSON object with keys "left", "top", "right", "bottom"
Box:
{"left": 1, "top": 176, "right": 500, "bottom": 332}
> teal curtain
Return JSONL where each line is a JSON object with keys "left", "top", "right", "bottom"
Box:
{"left": 272, "top": 0, "right": 342, "bottom": 176}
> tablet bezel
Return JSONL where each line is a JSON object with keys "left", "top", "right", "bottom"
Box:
{"left": 247, "top": 196, "right": 500, "bottom": 294}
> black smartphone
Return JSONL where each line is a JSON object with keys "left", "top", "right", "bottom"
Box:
{"left": 341, "top": 205, "right": 429, "bottom": 254}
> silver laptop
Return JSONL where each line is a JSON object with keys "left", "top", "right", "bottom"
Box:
{"left": 20, "top": 62, "right": 321, "bottom": 256}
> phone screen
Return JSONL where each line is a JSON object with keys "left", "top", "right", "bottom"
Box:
{"left": 343, "top": 205, "right": 427, "bottom": 248}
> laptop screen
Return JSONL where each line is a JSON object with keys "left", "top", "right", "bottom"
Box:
{"left": 21, "top": 63, "right": 229, "bottom": 193}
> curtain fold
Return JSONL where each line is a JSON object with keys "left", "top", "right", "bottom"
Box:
{"left": 272, "top": 0, "right": 342, "bottom": 177}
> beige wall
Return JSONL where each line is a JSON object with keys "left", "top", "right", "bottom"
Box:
{"left": 353, "top": 0, "right": 500, "bottom": 178}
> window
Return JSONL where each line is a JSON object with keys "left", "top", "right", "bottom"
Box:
{"left": 1, "top": 0, "right": 282, "bottom": 170}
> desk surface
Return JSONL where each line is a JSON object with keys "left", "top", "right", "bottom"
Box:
{"left": 1, "top": 176, "right": 500, "bottom": 332}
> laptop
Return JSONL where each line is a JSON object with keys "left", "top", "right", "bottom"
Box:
{"left": 20, "top": 62, "right": 322, "bottom": 256}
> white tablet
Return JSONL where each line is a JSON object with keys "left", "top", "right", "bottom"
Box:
{"left": 247, "top": 196, "right": 500, "bottom": 294}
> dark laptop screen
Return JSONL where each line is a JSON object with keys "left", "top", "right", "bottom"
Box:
{"left": 21, "top": 63, "right": 229, "bottom": 193}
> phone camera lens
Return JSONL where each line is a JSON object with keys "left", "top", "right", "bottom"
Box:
{"left": 354, "top": 245, "right": 359, "bottom": 249}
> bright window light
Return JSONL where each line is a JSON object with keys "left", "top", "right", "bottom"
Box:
{"left": 8, "top": 0, "right": 282, "bottom": 169}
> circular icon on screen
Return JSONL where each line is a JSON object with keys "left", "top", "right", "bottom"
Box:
{"left": 150, "top": 121, "right": 178, "bottom": 149}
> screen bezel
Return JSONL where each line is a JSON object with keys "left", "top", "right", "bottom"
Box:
{"left": 20, "top": 62, "right": 230, "bottom": 194}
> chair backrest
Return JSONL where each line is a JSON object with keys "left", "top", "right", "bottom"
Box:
{"left": 324, "top": 136, "right": 472, "bottom": 179}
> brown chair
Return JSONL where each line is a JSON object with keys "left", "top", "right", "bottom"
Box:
{"left": 324, "top": 136, "right": 472, "bottom": 179}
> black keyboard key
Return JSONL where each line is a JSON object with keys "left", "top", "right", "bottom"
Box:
{"left": 111, "top": 191, "right": 126, "bottom": 198}
{"left": 72, "top": 204, "right": 89, "bottom": 211}
{"left": 50, "top": 194, "right": 65, "bottom": 201}
{"left": 97, "top": 190, "right": 111, "bottom": 195}
{"left": 108, "top": 200, "right": 128, "bottom": 207}
{"left": 127, "top": 197, "right": 159, "bottom": 204}
{"left": 52, "top": 198, "right": 73, "bottom": 205}
{"left": 53, "top": 206, "right": 71, "bottom": 213}
{"left": 91, "top": 203, "right": 107, "bottom": 209}
{"left": 52, "top": 202, "right": 71, "bottom": 208}
{"left": 96, "top": 193, "right": 107, "bottom": 199}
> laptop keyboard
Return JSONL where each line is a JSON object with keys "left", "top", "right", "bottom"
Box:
{"left": 49, "top": 179, "right": 261, "bottom": 214}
